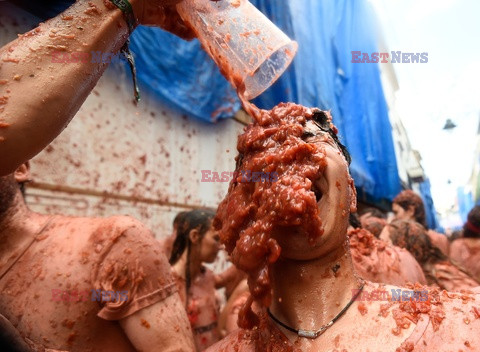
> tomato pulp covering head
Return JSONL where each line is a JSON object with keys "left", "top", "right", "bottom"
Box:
{"left": 213, "top": 103, "right": 352, "bottom": 328}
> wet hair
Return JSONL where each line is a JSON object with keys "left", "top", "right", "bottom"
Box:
{"left": 360, "top": 207, "right": 386, "bottom": 219}
{"left": 362, "top": 217, "right": 387, "bottom": 238}
{"left": 388, "top": 220, "right": 446, "bottom": 265}
{"left": 463, "top": 205, "right": 480, "bottom": 238}
{"left": 393, "top": 190, "right": 426, "bottom": 228}
{"left": 19, "top": 182, "right": 26, "bottom": 198}
{"left": 172, "top": 211, "right": 188, "bottom": 232}
{"left": 169, "top": 209, "right": 216, "bottom": 264}
{"left": 449, "top": 229, "right": 463, "bottom": 242}
{"left": 233, "top": 110, "right": 352, "bottom": 175}
{"left": 349, "top": 213, "right": 361, "bottom": 229}
{"left": 310, "top": 110, "right": 351, "bottom": 165}
{"left": 389, "top": 220, "right": 475, "bottom": 287}
{"left": 169, "top": 209, "right": 215, "bottom": 295}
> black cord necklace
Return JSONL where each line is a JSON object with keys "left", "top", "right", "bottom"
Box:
{"left": 267, "top": 282, "right": 365, "bottom": 339}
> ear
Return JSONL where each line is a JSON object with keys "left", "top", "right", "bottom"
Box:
{"left": 14, "top": 162, "right": 31, "bottom": 184}
{"left": 189, "top": 228, "right": 200, "bottom": 245}
{"left": 349, "top": 179, "right": 357, "bottom": 213}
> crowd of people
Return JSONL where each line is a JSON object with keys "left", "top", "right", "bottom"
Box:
{"left": 1, "top": 0, "right": 479, "bottom": 351}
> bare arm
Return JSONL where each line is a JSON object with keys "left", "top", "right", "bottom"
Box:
{"left": 0, "top": 0, "right": 192, "bottom": 176}
{"left": 120, "top": 292, "right": 195, "bottom": 352}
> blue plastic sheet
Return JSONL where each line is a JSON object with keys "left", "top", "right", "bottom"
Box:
{"left": 419, "top": 179, "right": 441, "bottom": 231}
{"left": 129, "top": 28, "right": 241, "bottom": 122}
{"left": 457, "top": 186, "right": 474, "bottom": 224}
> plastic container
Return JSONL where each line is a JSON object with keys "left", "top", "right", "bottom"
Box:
{"left": 176, "top": 0, "right": 298, "bottom": 100}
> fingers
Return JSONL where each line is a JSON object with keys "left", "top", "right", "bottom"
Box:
{"left": 162, "top": 6, "right": 196, "bottom": 40}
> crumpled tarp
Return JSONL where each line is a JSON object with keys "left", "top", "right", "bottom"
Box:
{"left": 419, "top": 179, "right": 441, "bottom": 231}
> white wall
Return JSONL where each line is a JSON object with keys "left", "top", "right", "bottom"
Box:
{"left": 379, "top": 58, "right": 425, "bottom": 188}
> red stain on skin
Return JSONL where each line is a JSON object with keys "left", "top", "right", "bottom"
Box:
{"left": 380, "top": 303, "right": 393, "bottom": 318}
{"left": 45, "top": 145, "right": 54, "bottom": 153}
{"left": 62, "top": 319, "right": 75, "bottom": 329}
{"left": 358, "top": 302, "right": 368, "bottom": 315}
{"left": 102, "top": 0, "right": 116, "bottom": 10}
{"left": 22, "top": 27, "right": 42, "bottom": 38}
{"left": 67, "top": 331, "right": 78, "bottom": 345}
{"left": 472, "top": 307, "right": 480, "bottom": 319}
{"left": 395, "top": 341, "right": 414, "bottom": 352}
{"left": 348, "top": 228, "right": 376, "bottom": 256}
{"left": 85, "top": 2, "right": 101, "bottom": 15}
{"left": 140, "top": 319, "right": 151, "bottom": 329}
{"left": 391, "top": 284, "right": 445, "bottom": 335}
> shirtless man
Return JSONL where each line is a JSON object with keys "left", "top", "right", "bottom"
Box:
{"left": 218, "top": 226, "right": 428, "bottom": 338}
{"left": 0, "top": 0, "right": 194, "bottom": 176}
{"left": 0, "top": 163, "right": 194, "bottom": 351}
{"left": 385, "top": 219, "right": 479, "bottom": 292}
{"left": 447, "top": 205, "right": 480, "bottom": 283}
{"left": 349, "top": 227, "right": 427, "bottom": 286}
{"left": 206, "top": 103, "right": 480, "bottom": 352}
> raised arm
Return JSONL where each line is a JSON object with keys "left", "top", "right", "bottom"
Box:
{"left": 0, "top": 0, "right": 191, "bottom": 176}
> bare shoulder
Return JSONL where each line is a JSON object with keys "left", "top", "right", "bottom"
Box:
{"left": 205, "top": 329, "right": 255, "bottom": 352}
{"left": 49, "top": 214, "right": 147, "bottom": 232}
{"left": 451, "top": 238, "right": 480, "bottom": 252}
{"left": 338, "top": 282, "right": 479, "bottom": 350}
{"left": 46, "top": 215, "right": 157, "bottom": 253}
{"left": 364, "top": 282, "right": 480, "bottom": 351}
{"left": 411, "top": 290, "right": 480, "bottom": 350}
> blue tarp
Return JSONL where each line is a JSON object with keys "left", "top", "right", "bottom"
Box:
{"left": 418, "top": 179, "right": 441, "bottom": 231}
{"left": 457, "top": 186, "right": 474, "bottom": 224}
{"left": 10, "top": 0, "right": 402, "bottom": 203}
{"left": 129, "top": 28, "right": 241, "bottom": 122}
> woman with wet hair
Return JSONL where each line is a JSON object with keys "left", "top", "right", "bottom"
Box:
{"left": 170, "top": 209, "right": 222, "bottom": 351}
{"left": 392, "top": 190, "right": 450, "bottom": 256}
{"left": 392, "top": 190, "right": 427, "bottom": 227}
{"left": 386, "top": 219, "right": 479, "bottom": 292}
{"left": 450, "top": 205, "right": 480, "bottom": 282}
{"left": 206, "top": 103, "right": 480, "bottom": 352}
